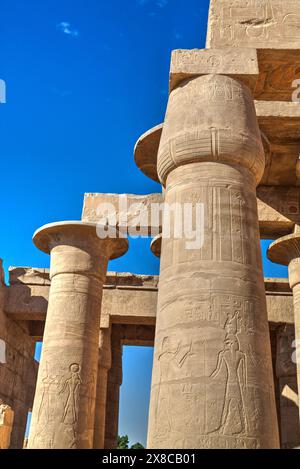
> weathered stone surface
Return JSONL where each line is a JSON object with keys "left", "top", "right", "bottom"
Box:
{"left": 148, "top": 74, "right": 279, "bottom": 449}
{"left": 119, "top": 324, "right": 156, "bottom": 347}
{"left": 134, "top": 104, "right": 300, "bottom": 193}
{"left": 275, "top": 324, "right": 300, "bottom": 449}
{"left": 257, "top": 187, "right": 300, "bottom": 239}
{"left": 256, "top": 101, "right": 300, "bottom": 142}
{"left": 104, "top": 326, "right": 122, "bottom": 449}
{"left": 6, "top": 270, "right": 158, "bottom": 327}
{"left": 268, "top": 232, "right": 300, "bottom": 429}
{"left": 207, "top": 0, "right": 300, "bottom": 50}
{"left": 266, "top": 279, "right": 294, "bottom": 324}
{"left": 0, "top": 402, "right": 14, "bottom": 449}
{"left": 134, "top": 125, "right": 162, "bottom": 183}
{"left": 254, "top": 49, "right": 300, "bottom": 101}
{"left": 170, "top": 48, "right": 259, "bottom": 93}
{"left": 9, "top": 267, "right": 51, "bottom": 286}
{"left": 2, "top": 263, "right": 297, "bottom": 449}
{"left": 82, "top": 192, "right": 163, "bottom": 237}
{"left": 28, "top": 222, "right": 128, "bottom": 449}
{"left": 170, "top": 50, "right": 300, "bottom": 102}
{"left": 0, "top": 260, "right": 38, "bottom": 449}
{"left": 205, "top": 2, "right": 300, "bottom": 101}
{"left": 5, "top": 268, "right": 296, "bottom": 326}
{"left": 93, "top": 327, "right": 112, "bottom": 449}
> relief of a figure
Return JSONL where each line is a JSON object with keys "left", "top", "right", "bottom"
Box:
{"left": 59, "top": 363, "right": 82, "bottom": 426}
{"left": 210, "top": 312, "right": 248, "bottom": 436}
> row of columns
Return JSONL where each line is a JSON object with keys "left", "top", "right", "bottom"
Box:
{"left": 26, "top": 73, "right": 299, "bottom": 449}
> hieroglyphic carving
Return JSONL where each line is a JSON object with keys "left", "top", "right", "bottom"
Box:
{"left": 208, "top": 0, "right": 300, "bottom": 49}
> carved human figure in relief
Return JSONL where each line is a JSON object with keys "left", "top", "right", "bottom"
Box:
{"left": 59, "top": 363, "right": 82, "bottom": 425}
{"left": 38, "top": 362, "right": 58, "bottom": 423}
{"left": 210, "top": 311, "right": 248, "bottom": 436}
{"left": 154, "top": 337, "right": 193, "bottom": 439}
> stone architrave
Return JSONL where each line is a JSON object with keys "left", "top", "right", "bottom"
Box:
{"left": 28, "top": 221, "right": 128, "bottom": 449}
{"left": 0, "top": 402, "right": 14, "bottom": 449}
{"left": 207, "top": 0, "right": 300, "bottom": 50}
{"left": 147, "top": 74, "right": 280, "bottom": 449}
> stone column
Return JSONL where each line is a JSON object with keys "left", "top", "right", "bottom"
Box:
{"left": 147, "top": 74, "right": 279, "bottom": 449}
{"left": 104, "top": 326, "right": 123, "bottom": 449}
{"left": 275, "top": 324, "right": 300, "bottom": 449}
{"left": 268, "top": 230, "right": 300, "bottom": 430}
{"left": 28, "top": 222, "right": 127, "bottom": 449}
{"left": 93, "top": 327, "right": 112, "bottom": 449}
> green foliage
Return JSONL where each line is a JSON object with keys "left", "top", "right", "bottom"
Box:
{"left": 117, "top": 435, "right": 145, "bottom": 450}
{"left": 117, "top": 435, "right": 129, "bottom": 449}
{"left": 130, "top": 442, "right": 144, "bottom": 449}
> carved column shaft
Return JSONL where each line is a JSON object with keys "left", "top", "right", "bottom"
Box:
{"left": 28, "top": 222, "right": 127, "bottom": 449}
{"left": 147, "top": 74, "right": 279, "bottom": 449}
{"left": 275, "top": 324, "right": 300, "bottom": 448}
{"left": 289, "top": 258, "right": 300, "bottom": 427}
{"left": 104, "top": 327, "right": 123, "bottom": 449}
{"left": 93, "top": 327, "right": 112, "bottom": 449}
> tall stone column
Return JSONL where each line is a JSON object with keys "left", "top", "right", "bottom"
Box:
{"left": 268, "top": 230, "right": 300, "bottom": 429}
{"left": 147, "top": 74, "right": 279, "bottom": 449}
{"left": 28, "top": 222, "right": 127, "bottom": 449}
{"left": 275, "top": 324, "right": 300, "bottom": 448}
{"left": 104, "top": 326, "right": 123, "bottom": 449}
{"left": 93, "top": 327, "right": 112, "bottom": 449}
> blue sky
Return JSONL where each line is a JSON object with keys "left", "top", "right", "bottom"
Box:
{"left": 1, "top": 0, "right": 288, "bottom": 447}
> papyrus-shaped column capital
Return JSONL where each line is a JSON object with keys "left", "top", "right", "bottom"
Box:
{"left": 158, "top": 74, "right": 265, "bottom": 186}
{"left": 33, "top": 221, "right": 128, "bottom": 281}
{"left": 268, "top": 234, "right": 300, "bottom": 289}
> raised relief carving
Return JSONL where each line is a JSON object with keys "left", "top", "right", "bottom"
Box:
{"left": 60, "top": 363, "right": 82, "bottom": 426}
{"left": 209, "top": 312, "right": 248, "bottom": 436}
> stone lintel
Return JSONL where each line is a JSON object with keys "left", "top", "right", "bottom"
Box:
{"left": 170, "top": 48, "right": 300, "bottom": 101}
{"left": 170, "top": 48, "right": 259, "bottom": 93}
{"left": 256, "top": 101, "right": 300, "bottom": 143}
{"left": 5, "top": 271, "right": 159, "bottom": 326}
{"left": 118, "top": 324, "right": 155, "bottom": 347}
{"left": 82, "top": 193, "right": 163, "bottom": 235}
{"left": 265, "top": 278, "right": 292, "bottom": 294}
{"left": 5, "top": 267, "right": 294, "bottom": 327}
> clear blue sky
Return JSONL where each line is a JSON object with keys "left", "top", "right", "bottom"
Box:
{"left": 1, "top": 0, "right": 288, "bottom": 447}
